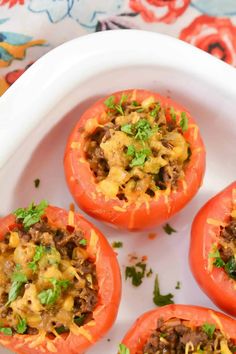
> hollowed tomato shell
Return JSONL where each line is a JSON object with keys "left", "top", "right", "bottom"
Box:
{"left": 120, "top": 304, "right": 236, "bottom": 353}
{"left": 64, "top": 89, "right": 206, "bottom": 230}
{"left": 0, "top": 205, "right": 121, "bottom": 354}
{"left": 190, "top": 181, "right": 236, "bottom": 316}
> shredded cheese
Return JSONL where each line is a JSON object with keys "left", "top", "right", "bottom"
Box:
{"left": 68, "top": 210, "right": 75, "bottom": 227}
{"left": 207, "top": 218, "right": 227, "bottom": 227}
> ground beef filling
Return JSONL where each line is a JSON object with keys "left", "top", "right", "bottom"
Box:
{"left": 85, "top": 97, "right": 190, "bottom": 202}
{"left": 0, "top": 220, "right": 98, "bottom": 336}
{"left": 142, "top": 318, "right": 235, "bottom": 354}
{"left": 217, "top": 218, "right": 236, "bottom": 280}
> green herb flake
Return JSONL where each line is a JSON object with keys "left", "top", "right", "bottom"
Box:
{"left": 175, "top": 281, "right": 181, "bottom": 290}
{"left": 170, "top": 107, "right": 176, "bottom": 121}
{"left": 160, "top": 333, "right": 167, "bottom": 338}
{"left": 16, "top": 318, "right": 27, "bottom": 334}
{"left": 225, "top": 256, "right": 236, "bottom": 280}
{"left": 163, "top": 223, "right": 177, "bottom": 235}
{"left": 119, "top": 343, "right": 130, "bottom": 354}
{"left": 0, "top": 327, "right": 12, "bottom": 336}
{"left": 104, "top": 96, "right": 115, "bottom": 109}
{"left": 209, "top": 249, "right": 225, "bottom": 268}
{"left": 28, "top": 245, "right": 46, "bottom": 272}
{"left": 121, "top": 124, "right": 133, "bottom": 136}
{"left": 55, "top": 325, "right": 68, "bottom": 334}
{"left": 74, "top": 314, "right": 85, "bottom": 327}
{"left": 180, "top": 112, "right": 188, "bottom": 132}
{"left": 153, "top": 274, "right": 174, "bottom": 307}
{"left": 135, "top": 119, "right": 153, "bottom": 141}
{"left": 150, "top": 104, "right": 160, "bottom": 118}
{"left": 38, "top": 278, "right": 70, "bottom": 306}
{"left": 14, "top": 200, "right": 48, "bottom": 229}
{"left": 202, "top": 322, "right": 216, "bottom": 339}
{"left": 7, "top": 268, "right": 28, "bottom": 306}
{"left": 79, "top": 238, "right": 87, "bottom": 246}
{"left": 132, "top": 100, "right": 139, "bottom": 107}
{"left": 136, "top": 108, "right": 144, "bottom": 113}
{"left": 129, "top": 148, "right": 151, "bottom": 168}
{"left": 126, "top": 145, "right": 135, "bottom": 156}
{"left": 125, "top": 262, "right": 146, "bottom": 287}
{"left": 112, "top": 241, "right": 123, "bottom": 249}
{"left": 34, "top": 178, "right": 40, "bottom": 188}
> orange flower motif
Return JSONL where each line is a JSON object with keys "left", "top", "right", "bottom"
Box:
{"left": 129, "top": 0, "right": 190, "bottom": 23}
{"left": 180, "top": 15, "right": 236, "bottom": 66}
{"left": 0, "top": 0, "right": 24, "bottom": 7}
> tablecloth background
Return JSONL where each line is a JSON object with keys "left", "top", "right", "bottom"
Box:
{"left": 0, "top": 0, "right": 236, "bottom": 96}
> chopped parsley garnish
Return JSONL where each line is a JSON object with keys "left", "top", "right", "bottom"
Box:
{"left": 225, "top": 256, "right": 236, "bottom": 280}
{"left": 28, "top": 245, "right": 46, "bottom": 272}
{"left": 112, "top": 241, "right": 123, "bottom": 249}
{"left": 126, "top": 145, "right": 151, "bottom": 168}
{"left": 150, "top": 103, "right": 160, "bottom": 118}
{"left": 55, "top": 325, "right": 68, "bottom": 334}
{"left": 153, "top": 274, "right": 174, "bottom": 307}
{"left": 104, "top": 95, "right": 115, "bottom": 109}
{"left": 14, "top": 200, "right": 48, "bottom": 229}
{"left": 175, "top": 281, "right": 181, "bottom": 289}
{"left": 170, "top": 107, "right": 176, "bottom": 121}
{"left": 121, "top": 124, "right": 133, "bottom": 135}
{"left": 180, "top": 112, "right": 188, "bottom": 132}
{"left": 125, "top": 262, "right": 146, "bottom": 287}
{"left": 7, "top": 269, "right": 28, "bottom": 305}
{"left": 16, "top": 318, "right": 27, "bottom": 334}
{"left": 38, "top": 278, "right": 70, "bottom": 306}
{"left": 209, "top": 248, "right": 225, "bottom": 268}
{"left": 104, "top": 94, "right": 127, "bottom": 116}
{"left": 132, "top": 100, "right": 139, "bottom": 107}
{"left": 119, "top": 343, "right": 130, "bottom": 354}
{"left": 209, "top": 248, "right": 236, "bottom": 280}
{"left": 163, "top": 223, "right": 176, "bottom": 235}
{"left": 79, "top": 238, "right": 87, "bottom": 246}
{"left": 121, "top": 118, "right": 157, "bottom": 143}
{"left": 135, "top": 119, "right": 153, "bottom": 141}
{"left": 0, "top": 327, "right": 12, "bottom": 336}
{"left": 202, "top": 322, "right": 216, "bottom": 339}
{"left": 74, "top": 314, "right": 85, "bottom": 327}
{"left": 34, "top": 178, "right": 40, "bottom": 188}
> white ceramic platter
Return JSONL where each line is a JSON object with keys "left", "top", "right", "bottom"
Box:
{"left": 0, "top": 30, "right": 236, "bottom": 354}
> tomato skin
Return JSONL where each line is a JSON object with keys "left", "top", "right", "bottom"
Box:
{"left": 0, "top": 206, "right": 121, "bottom": 354}
{"left": 190, "top": 182, "right": 236, "bottom": 317}
{"left": 64, "top": 89, "right": 205, "bottom": 231}
{"left": 121, "top": 304, "right": 236, "bottom": 353}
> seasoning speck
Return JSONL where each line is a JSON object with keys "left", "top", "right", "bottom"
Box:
{"left": 163, "top": 223, "right": 176, "bottom": 235}
{"left": 175, "top": 281, "right": 181, "bottom": 290}
{"left": 112, "top": 241, "right": 123, "bottom": 249}
{"left": 34, "top": 178, "right": 40, "bottom": 188}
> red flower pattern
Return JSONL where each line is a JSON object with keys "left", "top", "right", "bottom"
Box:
{"left": 129, "top": 0, "right": 190, "bottom": 23}
{"left": 5, "top": 62, "right": 33, "bottom": 86}
{"left": 0, "top": 0, "right": 24, "bottom": 7}
{"left": 180, "top": 15, "right": 236, "bottom": 66}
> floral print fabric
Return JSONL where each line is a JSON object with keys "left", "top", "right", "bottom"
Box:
{"left": 1, "top": 0, "right": 236, "bottom": 95}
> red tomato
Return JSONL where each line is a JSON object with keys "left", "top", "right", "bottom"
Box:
{"left": 0, "top": 205, "right": 121, "bottom": 354}
{"left": 64, "top": 89, "right": 205, "bottom": 230}
{"left": 121, "top": 304, "right": 236, "bottom": 353}
{"left": 190, "top": 182, "right": 236, "bottom": 316}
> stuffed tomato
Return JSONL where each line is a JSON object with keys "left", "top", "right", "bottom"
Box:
{"left": 120, "top": 304, "right": 236, "bottom": 354}
{"left": 0, "top": 201, "right": 121, "bottom": 354}
{"left": 64, "top": 89, "right": 205, "bottom": 230}
{"left": 190, "top": 182, "right": 236, "bottom": 316}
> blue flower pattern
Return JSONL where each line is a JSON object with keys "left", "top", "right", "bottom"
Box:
{"left": 28, "top": 0, "right": 124, "bottom": 28}
{"left": 191, "top": 0, "right": 236, "bottom": 17}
